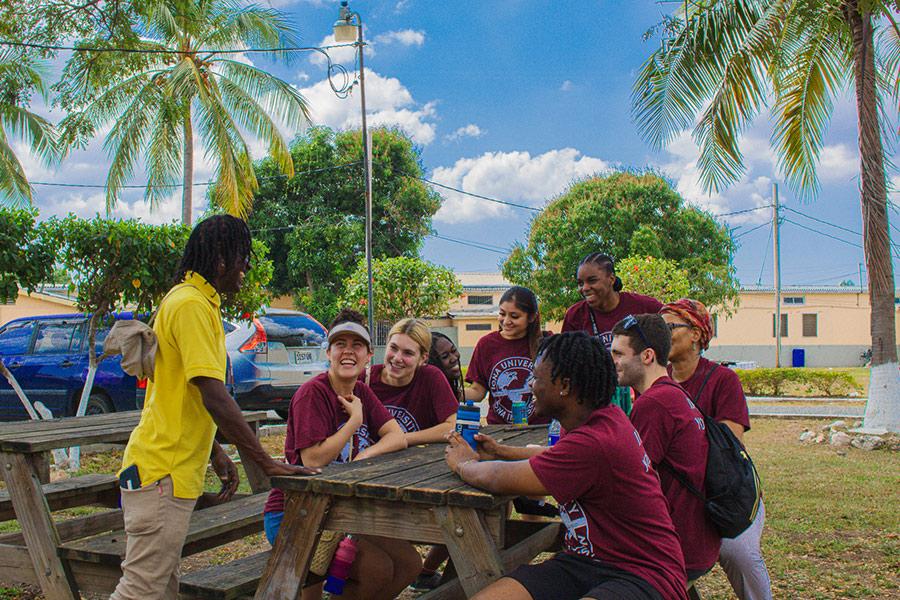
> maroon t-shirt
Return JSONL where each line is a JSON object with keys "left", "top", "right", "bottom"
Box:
{"left": 465, "top": 331, "right": 549, "bottom": 425}
{"left": 264, "top": 373, "right": 393, "bottom": 514}
{"left": 529, "top": 407, "right": 688, "bottom": 600}
{"left": 630, "top": 376, "right": 721, "bottom": 573}
{"left": 364, "top": 364, "right": 459, "bottom": 433}
{"left": 671, "top": 357, "right": 751, "bottom": 431}
{"left": 561, "top": 293, "right": 663, "bottom": 348}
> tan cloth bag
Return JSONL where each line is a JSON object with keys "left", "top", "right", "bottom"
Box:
{"left": 101, "top": 284, "right": 195, "bottom": 381}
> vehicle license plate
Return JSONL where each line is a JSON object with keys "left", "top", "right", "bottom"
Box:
{"left": 293, "top": 350, "right": 314, "bottom": 365}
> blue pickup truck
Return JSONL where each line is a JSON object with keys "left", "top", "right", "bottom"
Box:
{"left": 0, "top": 314, "right": 145, "bottom": 421}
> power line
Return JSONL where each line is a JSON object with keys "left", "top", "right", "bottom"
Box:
{"left": 783, "top": 206, "right": 860, "bottom": 237}
{"left": 407, "top": 175, "right": 542, "bottom": 213}
{"left": 429, "top": 233, "right": 510, "bottom": 255}
{"left": 796, "top": 269, "right": 864, "bottom": 285}
{"left": 734, "top": 221, "right": 769, "bottom": 240}
{"left": 29, "top": 161, "right": 361, "bottom": 190}
{"left": 756, "top": 221, "right": 773, "bottom": 285}
{"left": 0, "top": 39, "right": 356, "bottom": 56}
{"left": 782, "top": 218, "right": 863, "bottom": 249}
{"left": 712, "top": 204, "right": 773, "bottom": 218}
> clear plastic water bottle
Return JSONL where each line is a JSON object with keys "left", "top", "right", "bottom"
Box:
{"left": 456, "top": 401, "right": 480, "bottom": 450}
{"left": 324, "top": 535, "right": 357, "bottom": 595}
{"left": 548, "top": 419, "right": 561, "bottom": 446}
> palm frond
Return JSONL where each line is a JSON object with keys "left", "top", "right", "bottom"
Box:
{"left": 216, "top": 59, "right": 310, "bottom": 127}
{"left": 0, "top": 104, "right": 59, "bottom": 166}
{"left": 771, "top": 13, "right": 849, "bottom": 197}
{"left": 0, "top": 129, "right": 31, "bottom": 204}
{"left": 144, "top": 98, "right": 185, "bottom": 208}
{"left": 203, "top": 0, "right": 301, "bottom": 56}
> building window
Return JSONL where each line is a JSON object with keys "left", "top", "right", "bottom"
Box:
{"left": 802, "top": 313, "right": 818, "bottom": 337}
{"left": 772, "top": 313, "right": 788, "bottom": 337}
{"left": 783, "top": 296, "right": 805, "bottom": 305}
{"left": 467, "top": 295, "right": 493, "bottom": 305}
{"left": 465, "top": 323, "right": 492, "bottom": 331}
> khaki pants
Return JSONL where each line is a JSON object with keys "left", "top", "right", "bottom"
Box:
{"left": 110, "top": 476, "right": 196, "bottom": 600}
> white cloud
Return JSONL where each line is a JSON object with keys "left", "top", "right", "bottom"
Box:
{"left": 432, "top": 148, "right": 609, "bottom": 224}
{"left": 295, "top": 70, "right": 310, "bottom": 83}
{"left": 394, "top": 0, "right": 412, "bottom": 13}
{"left": 658, "top": 130, "right": 776, "bottom": 224}
{"left": 818, "top": 144, "right": 859, "bottom": 182}
{"left": 298, "top": 69, "right": 438, "bottom": 145}
{"left": 560, "top": 80, "right": 573, "bottom": 92}
{"left": 445, "top": 124, "right": 485, "bottom": 142}
{"left": 375, "top": 29, "right": 425, "bottom": 47}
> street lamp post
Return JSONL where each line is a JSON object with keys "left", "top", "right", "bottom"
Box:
{"left": 334, "top": 1, "right": 375, "bottom": 338}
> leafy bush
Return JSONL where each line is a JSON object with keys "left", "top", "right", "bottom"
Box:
{"left": 734, "top": 368, "right": 863, "bottom": 397}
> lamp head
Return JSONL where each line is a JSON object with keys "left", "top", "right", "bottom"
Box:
{"left": 333, "top": 1, "right": 358, "bottom": 42}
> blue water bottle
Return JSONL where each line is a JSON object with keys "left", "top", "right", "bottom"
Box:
{"left": 548, "top": 419, "right": 561, "bottom": 446}
{"left": 511, "top": 400, "right": 527, "bottom": 426}
{"left": 456, "top": 401, "right": 480, "bottom": 450}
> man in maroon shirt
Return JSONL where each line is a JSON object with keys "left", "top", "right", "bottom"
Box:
{"left": 610, "top": 314, "right": 721, "bottom": 582}
{"left": 445, "top": 331, "right": 688, "bottom": 600}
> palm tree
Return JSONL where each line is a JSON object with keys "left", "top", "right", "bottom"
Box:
{"left": 633, "top": 0, "right": 900, "bottom": 432}
{"left": 59, "top": 0, "right": 309, "bottom": 223}
{"left": 0, "top": 50, "right": 58, "bottom": 204}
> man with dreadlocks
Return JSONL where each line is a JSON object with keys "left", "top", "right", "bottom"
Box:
{"left": 111, "top": 215, "right": 318, "bottom": 600}
{"left": 445, "top": 331, "right": 688, "bottom": 600}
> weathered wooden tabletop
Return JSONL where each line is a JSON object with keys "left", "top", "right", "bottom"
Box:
{"left": 270, "top": 425, "right": 550, "bottom": 510}
{"left": 0, "top": 410, "right": 269, "bottom": 453}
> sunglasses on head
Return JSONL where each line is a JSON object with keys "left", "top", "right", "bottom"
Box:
{"left": 621, "top": 314, "right": 651, "bottom": 349}
{"left": 666, "top": 323, "right": 692, "bottom": 332}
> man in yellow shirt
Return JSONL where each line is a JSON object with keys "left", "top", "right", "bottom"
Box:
{"left": 111, "top": 215, "right": 317, "bottom": 600}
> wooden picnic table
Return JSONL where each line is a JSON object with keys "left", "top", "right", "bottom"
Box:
{"left": 255, "top": 424, "right": 561, "bottom": 600}
{"left": 0, "top": 409, "right": 270, "bottom": 600}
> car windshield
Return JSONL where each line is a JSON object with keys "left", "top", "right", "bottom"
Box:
{"left": 261, "top": 315, "right": 326, "bottom": 347}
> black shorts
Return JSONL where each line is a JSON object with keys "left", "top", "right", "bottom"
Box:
{"left": 507, "top": 552, "right": 663, "bottom": 600}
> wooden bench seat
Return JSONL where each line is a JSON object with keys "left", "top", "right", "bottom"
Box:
{"left": 60, "top": 493, "right": 267, "bottom": 566}
{"left": 179, "top": 550, "right": 326, "bottom": 600}
{"left": 0, "top": 473, "right": 119, "bottom": 521}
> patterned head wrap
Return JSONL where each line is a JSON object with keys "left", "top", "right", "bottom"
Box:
{"left": 659, "top": 298, "right": 713, "bottom": 351}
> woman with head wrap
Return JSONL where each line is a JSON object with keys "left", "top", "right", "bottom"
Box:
{"left": 660, "top": 299, "right": 773, "bottom": 600}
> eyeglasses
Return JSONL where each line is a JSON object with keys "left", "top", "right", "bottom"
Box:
{"left": 620, "top": 314, "right": 651, "bottom": 349}
{"left": 666, "top": 323, "right": 693, "bottom": 332}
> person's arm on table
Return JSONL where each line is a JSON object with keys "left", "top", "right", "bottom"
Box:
{"left": 300, "top": 394, "right": 364, "bottom": 468}
{"left": 194, "top": 376, "right": 319, "bottom": 476}
{"left": 473, "top": 432, "right": 546, "bottom": 461}
{"left": 405, "top": 414, "right": 456, "bottom": 445}
{"left": 445, "top": 432, "right": 548, "bottom": 496}
{"left": 355, "top": 419, "right": 408, "bottom": 460}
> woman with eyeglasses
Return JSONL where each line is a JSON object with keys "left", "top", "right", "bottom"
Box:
{"left": 562, "top": 253, "right": 662, "bottom": 413}
{"left": 660, "top": 299, "right": 772, "bottom": 600}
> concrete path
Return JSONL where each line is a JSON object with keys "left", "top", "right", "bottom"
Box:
{"left": 749, "top": 404, "right": 865, "bottom": 418}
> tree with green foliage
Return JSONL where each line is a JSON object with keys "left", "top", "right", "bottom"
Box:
{"left": 55, "top": 0, "right": 309, "bottom": 223}
{"left": 339, "top": 256, "right": 462, "bottom": 324}
{"left": 617, "top": 256, "right": 691, "bottom": 304}
{"left": 250, "top": 126, "right": 442, "bottom": 323}
{"left": 502, "top": 171, "right": 738, "bottom": 321}
{"left": 0, "top": 50, "right": 58, "bottom": 204}
{"left": 632, "top": 0, "right": 900, "bottom": 432}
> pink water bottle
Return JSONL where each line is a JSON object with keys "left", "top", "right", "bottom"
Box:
{"left": 323, "top": 535, "right": 357, "bottom": 595}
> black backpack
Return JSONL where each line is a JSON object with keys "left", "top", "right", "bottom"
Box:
{"left": 660, "top": 366, "right": 762, "bottom": 539}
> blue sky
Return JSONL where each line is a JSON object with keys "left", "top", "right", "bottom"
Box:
{"left": 18, "top": 0, "right": 900, "bottom": 287}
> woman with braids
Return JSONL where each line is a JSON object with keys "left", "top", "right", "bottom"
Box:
{"left": 465, "top": 286, "right": 549, "bottom": 424}
{"left": 264, "top": 310, "right": 420, "bottom": 600}
{"left": 562, "top": 253, "right": 662, "bottom": 414}
{"left": 661, "top": 299, "right": 772, "bottom": 600}
{"left": 445, "top": 332, "right": 688, "bottom": 600}
{"left": 428, "top": 332, "right": 465, "bottom": 402}
{"left": 365, "top": 318, "right": 458, "bottom": 445}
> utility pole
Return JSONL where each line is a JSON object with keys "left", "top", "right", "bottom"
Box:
{"left": 858, "top": 262, "right": 864, "bottom": 292}
{"left": 773, "top": 183, "right": 782, "bottom": 368}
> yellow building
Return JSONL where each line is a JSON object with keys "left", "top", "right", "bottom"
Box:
{"left": 0, "top": 287, "right": 77, "bottom": 325}
{"left": 445, "top": 273, "right": 894, "bottom": 368}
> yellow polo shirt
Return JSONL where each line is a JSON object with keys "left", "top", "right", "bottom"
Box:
{"left": 120, "top": 272, "right": 226, "bottom": 499}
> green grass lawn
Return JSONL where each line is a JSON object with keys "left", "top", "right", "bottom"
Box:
{"left": 1, "top": 418, "right": 897, "bottom": 599}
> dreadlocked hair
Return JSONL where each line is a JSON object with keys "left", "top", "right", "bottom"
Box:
{"left": 330, "top": 308, "right": 368, "bottom": 330}
{"left": 429, "top": 332, "right": 465, "bottom": 402}
{"left": 499, "top": 286, "right": 542, "bottom": 360}
{"left": 537, "top": 331, "right": 617, "bottom": 409}
{"left": 176, "top": 215, "right": 252, "bottom": 285}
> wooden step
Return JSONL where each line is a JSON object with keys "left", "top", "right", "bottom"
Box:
{"left": 60, "top": 493, "right": 267, "bottom": 566}
{"left": 180, "top": 551, "right": 271, "bottom": 600}
{"left": 0, "top": 473, "right": 119, "bottom": 521}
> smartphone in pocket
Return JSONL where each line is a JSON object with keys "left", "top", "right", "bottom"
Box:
{"left": 119, "top": 464, "right": 142, "bottom": 490}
